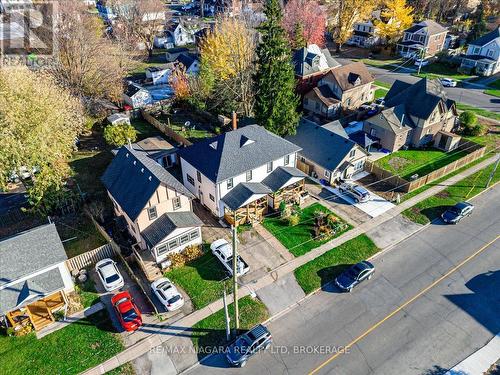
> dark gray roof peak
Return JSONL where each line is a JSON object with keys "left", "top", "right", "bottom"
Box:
{"left": 470, "top": 27, "right": 500, "bottom": 47}
{"left": 179, "top": 125, "right": 301, "bottom": 183}
{"left": 101, "top": 145, "right": 193, "bottom": 221}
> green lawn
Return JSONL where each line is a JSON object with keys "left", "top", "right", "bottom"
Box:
{"left": 262, "top": 203, "right": 353, "bottom": 257}
{"left": 130, "top": 118, "right": 164, "bottom": 141}
{"left": 412, "top": 62, "right": 472, "bottom": 81}
{"left": 456, "top": 103, "right": 500, "bottom": 121}
{"left": 375, "top": 88, "right": 388, "bottom": 99}
{"left": 375, "top": 148, "right": 469, "bottom": 180}
{"left": 294, "top": 235, "right": 380, "bottom": 294}
{"left": 70, "top": 151, "right": 114, "bottom": 200}
{"left": 75, "top": 273, "right": 101, "bottom": 309}
{"left": 0, "top": 310, "right": 124, "bottom": 375}
{"left": 165, "top": 251, "right": 230, "bottom": 310}
{"left": 374, "top": 80, "right": 391, "bottom": 89}
{"left": 402, "top": 161, "right": 500, "bottom": 225}
{"left": 169, "top": 121, "right": 213, "bottom": 142}
{"left": 359, "top": 58, "right": 404, "bottom": 70}
{"left": 484, "top": 79, "right": 500, "bottom": 98}
{"left": 191, "top": 296, "right": 269, "bottom": 356}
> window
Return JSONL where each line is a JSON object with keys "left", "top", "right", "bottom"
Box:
{"left": 180, "top": 234, "right": 190, "bottom": 245}
{"left": 487, "top": 50, "right": 493, "bottom": 57}
{"left": 156, "top": 244, "right": 168, "bottom": 256}
{"left": 473, "top": 47, "right": 480, "bottom": 54}
{"left": 196, "top": 171, "right": 202, "bottom": 183}
{"left": 190, "top": 229, "right": 199, "bottom": 240}
{"left": 246, "top": 169, "right": 252, "bottom": 182}
{"left": 284, "top": 154, "right": 290, "bottom": 166}
{"left": 187, "top": 174, "right": 195, "bottom": 186}
{"left": 209, "top": 194, "right": 215, "bottom": 202}
{"left": 172, "top": 196, "right": 181, "bottom": 210}
{"left": 227, "top": 178, "right": 233, "bottom": 189}
{"left": 147, "top": 206, "right": 157, "bottom": 220}
{"left": 168, "top": 239, "right": 179, "bottom": 250}
{"left": 267, "top": 161, "right": 273, "bottom": 172}
{"left": 370, "top": 128, "right": 376, "bottom": 136}
{"left": 349, "top": 149, "right": 356, "bottom": 158}
{"left": 324, "top": 170, "right": 331, "bottom": 178}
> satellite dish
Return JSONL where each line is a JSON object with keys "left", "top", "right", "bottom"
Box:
{"left": 184, "top": 121, "right": 191, "bottom": 128}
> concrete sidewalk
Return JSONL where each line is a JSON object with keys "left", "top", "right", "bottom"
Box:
{"left": 445, "top": 333, "right": 500, "bottom": 375}
{"left": 81, "top": 155, "right": 498, "bottom": 375}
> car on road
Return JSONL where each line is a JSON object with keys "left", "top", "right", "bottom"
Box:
{"left": 335, "top": 261, "right": 375, "bottom": 292}
{"left": 441, "top": 202, "right": 474, "bottom": 224}
{"left": 151, "top": 277, "right": 184, "bottom": 311}
{"left": 338, "top": 182, "right": 371, "bottom": 203}
{"left": 112, "top": 291, "right": 142, "bottom": 332}
{"left": 414, "top": 58, "right": 430, "bottom": 67}
{"left": 95, "top": 258, "right": 124, "bottom": 292}
{"left": 226, "top": 324, "right": 272, "bottom": 367}
{"left": 440, "top": 78, "right": 457, "bottom": 87}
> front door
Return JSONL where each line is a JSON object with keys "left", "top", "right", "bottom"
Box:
{"left": 198, "top": 190, "right": 204, "bottom": 206}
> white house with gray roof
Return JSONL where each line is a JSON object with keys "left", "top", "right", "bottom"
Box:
{"left": 0, "top": 224, "right": 74, "bottom": 331}
{"left": 460, "top": 27, "right": 500, "bottom": 76}
{"left": 102, "top": 145, "right": 203, "bottom": 268}
{"left": 178, "top": 125, "right": 307, "bottom": 226}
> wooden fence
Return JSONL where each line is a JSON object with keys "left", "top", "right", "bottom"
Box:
{"left": 365, "top": 140, "right": 486, "bottom": 193}
{"left": 66, "top": 243, "right": 116, "bottom": 272}
{"left": 141, "top": 110, "right": 193, "bottom": 146}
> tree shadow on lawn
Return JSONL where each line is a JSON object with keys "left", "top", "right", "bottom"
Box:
{"left": 190, "top": 255, "right": 229, "bottom": 282}
{"left": 70, "top": 310, "right": 117, "bottom": 334}
{"left": 318, "top": 264, "right": 351, "bottom": 293}
{"left": 420, "top": 205, "right": 453, "bottom": 224}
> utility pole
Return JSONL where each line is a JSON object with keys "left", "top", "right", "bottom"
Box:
{"left": 417, "top": 47, "right": 425, "bottom": 75}
{"left": 223, "top": 283, "right": 231, "bottom": 341}
{"left": 486, "top": 154, "right": 500, "bottom": 188}
{"left": 231, "top": 224, "right": 240, "bottom": 331}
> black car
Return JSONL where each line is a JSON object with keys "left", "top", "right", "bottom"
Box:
{"left": 226, "top": 324, "right": 272, "bottom": 367}
{"left": 441, "top": 202, "right": 474, "bottom": 224}
{"left": 335, "top": 261, "right": 375, "bottom": 292}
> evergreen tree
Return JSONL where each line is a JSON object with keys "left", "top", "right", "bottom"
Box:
{"left": 254, "top": 0, "right": 300, "bottom": 136}
{"left": 293, "top": 22, "right": 306, "bottom": 48}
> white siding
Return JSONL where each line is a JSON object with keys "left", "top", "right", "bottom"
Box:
{"left": 152, "top": 226, "right": 202, "bottom": 263}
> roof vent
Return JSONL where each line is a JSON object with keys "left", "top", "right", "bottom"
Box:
{"left": 126, "top": 153, "right": 129, "bottom": 157}
{"left": 149, "top": 176, "right": 152, "bottom": 181}
{"left": 209, "top": 141, "right": 218, "bottom": 150}
{"left": 133, "top": 161, "right": 136, "bottom": 165}
{"left": 141, "top": 168, "right": 144, "bottom": 173}
{"left": 240, "top": 136, "right": 254, "bottom": 147}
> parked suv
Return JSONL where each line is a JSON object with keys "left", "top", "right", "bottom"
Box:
{"left": 338, "top": 182, "right": 371, "bottom": 203}
{"left": 226, "top": 324, "right": 272, "bottom": 367}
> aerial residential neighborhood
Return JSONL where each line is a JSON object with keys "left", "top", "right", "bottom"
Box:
{"left": 0, "top": 0, "right": 499, "bottom": 375}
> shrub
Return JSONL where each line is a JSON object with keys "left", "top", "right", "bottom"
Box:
{"left": 214, "top": 126, "right": 221, "bottom": 135}
{"left": 287, "top": 214, "right": 300, "bottom": 226}
{"left": 103, "top": 123, "right": 137, "bottom": 147}
{"left": 182, "top": 244, "right": 203, "bottom": 262}
{"left": 168, "top": 252, "right": 186, "bottom": 268}
{"left": 459, "top": 111, "right": 477, "bottom": 127}
{"left": 467, "top": 123, "right": 487, "bottom": 136}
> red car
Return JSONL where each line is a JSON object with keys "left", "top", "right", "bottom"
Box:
{"left": 111, "top": 291, "right": 142, "bottom": 332}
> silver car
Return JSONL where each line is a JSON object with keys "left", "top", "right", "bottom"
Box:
{"left": 151, "top": 277, "right": 184, "bottom": 311}
{"left": 95, "top": 259, "right": 124, "bottom": 292}
{"left": 338, "top": 182, "right": 371, "bottom": 203}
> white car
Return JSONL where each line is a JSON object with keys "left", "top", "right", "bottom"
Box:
{"left": 414, "top": 58, "right": 430, "bottom": 67}
{"left": 151, "top": 278, "right": 184, "bottom": 311}
{"left": 95, "top": 259, "right": 124, "bottom": 292}
{"left": 440, "top": 78, "right": 457, "bottom": 87}
{"left": 338, "top": 182, "right": 371, "bottom": 203}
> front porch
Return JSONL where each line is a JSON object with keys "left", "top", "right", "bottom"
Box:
{"left": 5, "top": 291, "right": 67, "bottom": 333}
{"left": 224, "top": 195, "right": 268, "bottom": 227}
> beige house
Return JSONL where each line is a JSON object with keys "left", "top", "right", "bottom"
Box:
{"left": 363, "top": 78, "right": 457, "bottom": 152}
{"left": 286, "top": 120, "right": 369, "bottom": 184}
{"left": 102, "top": 144, "right": 203, "bottom": 266}
{"left": 304, "top": 62, "right": 375, "bottom": 118}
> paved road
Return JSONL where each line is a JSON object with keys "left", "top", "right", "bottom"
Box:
{"left": 187, "top": 185, "right": 500, "bottom": 375}
{"left": 336, "top": 58, "right": 500, "bottom": 113}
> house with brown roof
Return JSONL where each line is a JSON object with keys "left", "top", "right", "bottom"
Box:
{"left": 397, "top": 20, "right": 448, "bottom": 58}
{"left": 363, "top": 78, "right": 457, "bottom": 152}
{"left": 303, "top": 62, "right": 374, "bottom": 118}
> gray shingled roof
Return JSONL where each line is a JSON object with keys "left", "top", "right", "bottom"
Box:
{"left": 470, "top": 27, "right": 500, "bottom": 47}
{"left": 406, "top": 20, "right": 447, "bottom": 35}
{"left": 285, "top": 120, "right": 361, "bottom": 172}
{"left": 292, "top": 46, "right": 340, "bottom": 77}
{"left": 323, "top": 62, "right": 374, "bottom": 92}
{"left": 0, "top": 223, "right": 67, "bottom": 288}
{"left": 0, "top": 268, "right": 65, "bottom": 314}
{"left": 178, "top": 125, "right": 302, "bottom": 183}
{"left": 348, "top": 131, "right": 379, "bottom": 148}
{"left": 261, "top": 166, "right": 306, "bottom": 192}
{"left": 141, "top": 211, "right": 203, "bottom": 248}
{"left": 384, "top": 78, "right": 454, "bottom": 120}
{"left": 101, "top": 145, "right": 193, "bottom": 221}
{"left": 221, "top": 183, "right": 272, "bottom": 211}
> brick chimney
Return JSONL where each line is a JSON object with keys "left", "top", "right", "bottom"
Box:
{"left": 232, "top": 111, "right": 237, "bottom": 131}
